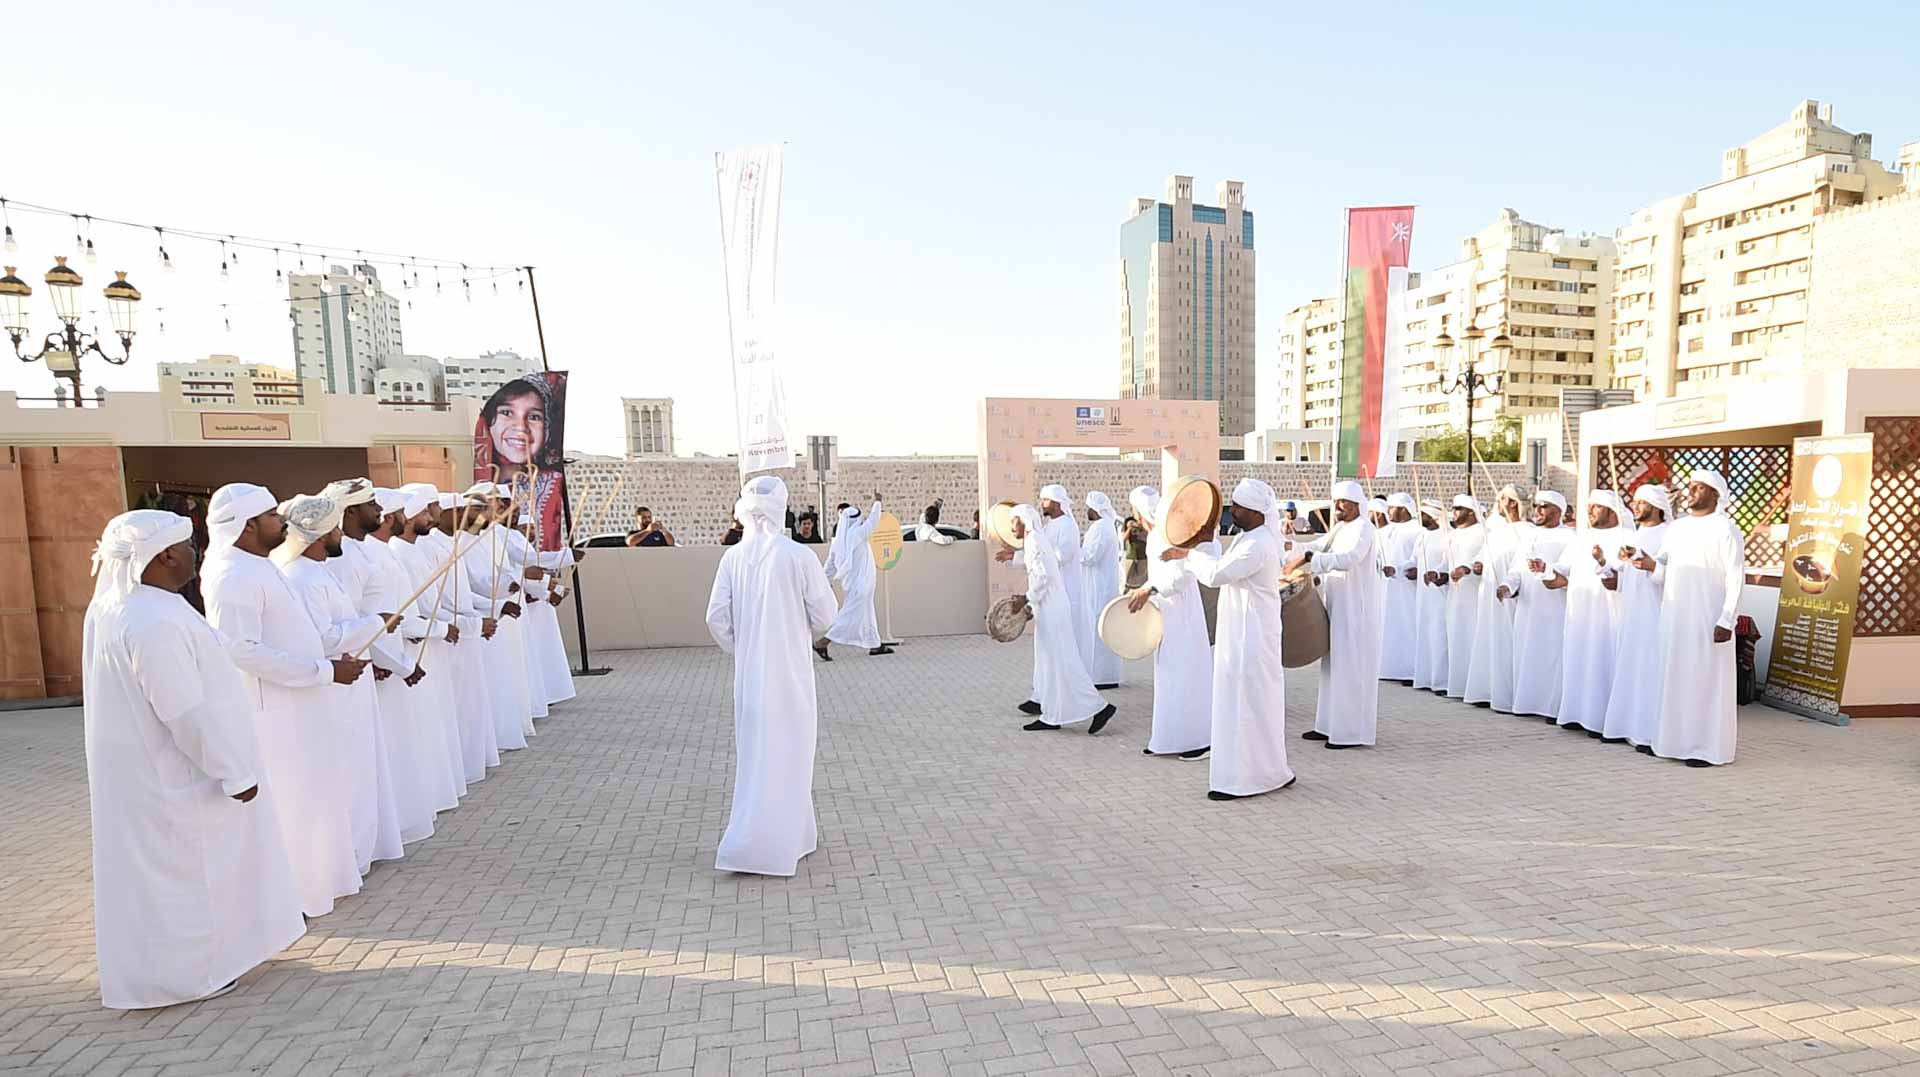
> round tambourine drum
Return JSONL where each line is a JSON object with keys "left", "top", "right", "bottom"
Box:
{"left": 1279, "top": 573, "right": 1330, "bottom": 668}
{"left": 985, "top": 500, "right": 1023, "bottom": 549}
{"left": 1097, "top": 593, "right": 1164, "bottom": 661}
{"left": 1162, "top": 476, "right": 1222, "bottom": 549}
{"left": 986, "top": 595, "right": 1032, "bottom": 642}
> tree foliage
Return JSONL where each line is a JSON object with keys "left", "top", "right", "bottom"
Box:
{"left": 1416, "top": 417, "right": 1523, "bottom": 463}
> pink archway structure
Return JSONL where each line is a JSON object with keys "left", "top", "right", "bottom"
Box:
{"left": 977, "top": 397, "right": 1220, "bottom": 611}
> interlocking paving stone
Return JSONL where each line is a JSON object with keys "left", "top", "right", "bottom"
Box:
{"left": 3, "top": 635, "right": 1919, "bottom": 1076}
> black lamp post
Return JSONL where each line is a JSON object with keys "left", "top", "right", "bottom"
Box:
{"left": 1433, "top": 320, "right": 1510, "bottom": 502}
{"left": 2, "top": 258, "right": 141, "bottom": 405}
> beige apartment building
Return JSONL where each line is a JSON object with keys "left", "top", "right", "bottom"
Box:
{"left": 623, "top": 397, "right": 675, "bottom": 457}
{"left": 1399, "top": 210, "right": 1615, "bottom": 438}
{"left": 1119, "top": 174, "right": 1256, "bottom": 439}
{"left": 1610, "top": 100, "right": 1908, "bottom": 398}
{"left": 1265, "top": 297, "right": 1343, "bottom": 430}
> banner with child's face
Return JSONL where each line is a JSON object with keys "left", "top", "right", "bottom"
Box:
{"left": 472, "top": 371, "right": 568, "bottom": 552}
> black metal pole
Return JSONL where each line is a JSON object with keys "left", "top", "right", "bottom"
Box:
{"left": 1463, "top": 347, "right": 1477, "bottom": 503}
{"left": 526, "top": 266, "right": 610, "bottom": 677}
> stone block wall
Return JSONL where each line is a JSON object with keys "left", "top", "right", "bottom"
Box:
{"left": 564, "top": 456, "right": 1571, "bottom": 545}
{"left": 1807, "top": 192, "right": 1920, "bottom": 372}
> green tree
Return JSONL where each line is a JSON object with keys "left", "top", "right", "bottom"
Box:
{"left": 1416, "top": 417, "right": 1522, "bottom": 463}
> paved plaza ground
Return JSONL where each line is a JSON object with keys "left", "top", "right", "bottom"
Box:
{"left": 4, "top": 635, "right": 1920, "bottom": 1076}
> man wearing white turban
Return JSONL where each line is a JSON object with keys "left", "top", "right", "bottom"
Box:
{"left": 1038, "top": 483, "right": 1088, "bottom": 662}
{"left": 1499, "top": 489, "right": 1574, "bottom": 718}
{"left": 1376, "top": 492, "right": 1420, "bottom": 683}
{"left": 1651, "top": 471, "right": 1746, "bottom": 766}
{"left": 388, "top": 485, "right": 469, "bottom": 800}
{"left": 1164, "top": 478, "right": 1294, "bottom": 799}
{"left": 1464, "top": 485, "right": 1527, "bottom": 711}
{"left": 1367, "top": 498, "right": 1389, "bottom": 532}
{"left": 820, "top": 495, "right": 887, "bottom": 658}
{"left": 201, "top": 484, "right": 365, "bottom": 917}
{"left": 83, "top": 510, "right": 305, "bottom": 1008}
{"left": 1600, "top": 484, "right": 1672, "bottom": 748}
{"left": 418, "top": 491, "right": 501, "bottom": 783}
{"left": 276, "top": 493, "right": 405, "bottom": 875}
{"left": 1127, "top": 486, "right": 1212, "bottom": 758}
{"left": 1077, "top": 491, "right": 1124, "bottom": 688}
{"left": 456, "top": 488, "right": 532, "bottom": 752}
{"left": 998, "top": 504, "right": 1115, "bottom": 732}
{"left": 1412, "top": 500, "right": 1452, "bottom": 692}
{"left": 1443, "top": 495, "right": 1486, "bottom": 698}
{"left": 705, "top": 476, "right": 840, "bottom": 875}
{"left": 1550, "top": 490, "right": 1632, "bottom": 735}
{"left": 1292, "top": 479, "right": 1384, "bottom": 749}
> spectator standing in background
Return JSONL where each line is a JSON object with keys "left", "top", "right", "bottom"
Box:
{"left": 626, "top": 507, "right": 675, "bottom": 548}
{"left": 794, "top": 513, "right": 824, "bottom": 544}
{"left": 914, "top": 499, "right": 954, "bottom": 545}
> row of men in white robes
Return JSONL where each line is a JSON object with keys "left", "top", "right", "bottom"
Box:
{"left": 1369, "top": 473, "right": 1747, "bottom": 766}
{"left": 82, "top": 480, "right": 577, "bottom": 1009}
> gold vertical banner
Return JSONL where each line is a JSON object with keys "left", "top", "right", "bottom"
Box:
{"left": 867, "top": 511, "right": 904, "bottom": 572}
{"left": 1763, "top": 433, "right": 1875, "bottom": 718}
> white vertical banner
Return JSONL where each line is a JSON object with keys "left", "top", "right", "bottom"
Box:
{"left": 715, "top": 145, "right": 792, "bottom": 476}
{"left": 1375, "top": 265, "right": 1409, "bottom": 477}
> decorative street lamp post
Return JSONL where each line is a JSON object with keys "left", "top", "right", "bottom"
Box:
{"left": 1432, "top": 320, "right": 1511, "bottom": 502}
{"left": 1, "top": 257, "right": 142, "bottom": 405}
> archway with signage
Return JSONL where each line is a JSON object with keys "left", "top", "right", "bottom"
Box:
{"left": 977, "top": 397, "right": 1219, "bottom": 611}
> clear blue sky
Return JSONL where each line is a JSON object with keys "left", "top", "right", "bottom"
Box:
{"left": 6, "top": 2, "right": 1917, "bottom": 457}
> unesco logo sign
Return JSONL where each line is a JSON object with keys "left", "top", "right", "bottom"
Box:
{"left": 1076, "top": 406, "right": 1122, "bottom": 427}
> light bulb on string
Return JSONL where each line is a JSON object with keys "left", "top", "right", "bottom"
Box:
{"left": 72, "top": 215, "right": 84, "bottom": 256}
{"left": 222, "top": 304, "right": 231, "bottom": 333}
{"left": 461, "top": 263, "right": 470, "bottom": 302}
{"left": 155, "top": 226, "right": 173, "bottom": 271}
{"left": 84, "top": 215, "right": 97, "bottom": 264}
{"left": 227, "top": 236, "right": 239, "bottom": 265}
{"left": 219, "top": 240, "right": 231, "bottom": 282}
{"left": 273, "top": 248, "right": 283, "bottom": 286}
{"left": 157, "top": 307, "right": 167, "bottom": 335}
{"left": 2, "top": 197, "right": 15, "bottom": 252}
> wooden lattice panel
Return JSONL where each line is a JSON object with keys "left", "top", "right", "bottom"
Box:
{"left": 1595, "top": 444, "right": 1794, "bottom": 568}
{"left": 1859, "top": 417, "right": 1920, "bottom": 638}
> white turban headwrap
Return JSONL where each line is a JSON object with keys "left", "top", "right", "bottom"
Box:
{"left": 373, "top": 487, "right": 407, "bottom": 515}
{"left": 323, "top": 478, "right": 375, "bottom": 508}
{"left": 1128, "top": 486, "right": 1160, "bottom": 524}
{"left": 1632, "top": 483, "right": 1672, "bottom": 519}
{"left": 1588, "top": 490, "right": 1628, "bottom": 524}
{"left": 1039, "top": 484, "right": 1074, "bottom": 509}
{"left": 1330, "top": 479, "right": 1365, "bottom": 504}
{"left": 272, "top": 493, "right": 344, "bottom": 567}
{"left": 735, "top": 475, "right": 789, "bottom": 533}
{"left": 1534, "top": 490, "right": 1569, "bottom": 513}
{"left": 1690, "top": 469, "right": 1731, "bottom": 515}
{"left": 1419, "top": 499, "right": 1446, "bottom": 521}
{"left": 1008, "top": 503, "right": 1054, "bottom": 588}
{"left": 206, "top": 482, "right": 277, "bottom": 557}
{"left": 402, "top": 486, "right": 438, "bottom": 519}
{"left": 1367, "top": 497, "right": 1388, "bottom": 516}
{"left": 1387, "top": 492, "right": 1416, "bottom": 512}
{"left": 90, "top": 510, "right": 192, "bottom": 605}
{"left": 462, "top": 482, "right": 494, "bottom": 500}
{"left": 1230, "top": 477, "right": 1275, "bottom": 516}
{"left": 437, "top": 492, "right": 462, "bottom": 511}
{"left": 1086, "top": 491, "right": 1117, "bottom": 521}
{"left": 1452, "top": 494, "right": 1483, "bottom": 518}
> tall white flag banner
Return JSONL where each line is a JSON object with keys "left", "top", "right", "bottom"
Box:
{"left": 715, "top": 145, "right": 792, "bottom": 476}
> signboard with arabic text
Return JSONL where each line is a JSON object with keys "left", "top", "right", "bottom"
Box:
{"left": 1763, "top": 433, "right": 1874, "bottom": 721}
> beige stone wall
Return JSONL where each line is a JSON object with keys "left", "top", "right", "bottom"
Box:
{"left": 564, "top": 456, "right": 1562, "bottom": 545}
{"left": 1805, "top": 192, "right": 1920, "bottom": 371}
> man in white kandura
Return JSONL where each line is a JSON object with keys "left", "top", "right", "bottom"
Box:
{"left": 424, "top": 491, "right": 501, "bottom": 783}
{"left": 818, "top": 496, "right": 888, "bottom": 659}
{"left": 1600, "top": 485, "right": 1672, "bottom": 748}
{"left": 1163, "top": 479, "right": 1294, "bottom": 801}
{"left": 1078, "top": 491, "right": 1124, "bottom": 689}
{"left": 390, "top": 486, "right": 476, "bottom": 793}
{"left": 1412, "top": 500, "right": 1452, "bottom": 692}
{"left": 84, "top": 510, "right": 306, "bottom": 1010}
{"left": 1039, "top": 484, "right": 1088, "bottom": 664}
{"left": 1464, "top": 486, "right": 1527, "bottom": 712}
{"left": 501, "top": 508, "right": 550, "bottom": 724}
{"left": 201, "top": 483, "right": 364, "bottom": 918}
{"left": 1293, "top": 480, "right": 1383, "bottom": 749}
{"left": 1651, "top": 471, "right": 1747, "bottom": 767}
{"left": 275, "top": 493, "right": 405, "bottom": 875}
{"left": 1552, "top": 490, "right": 1631, "bottom": 736}
{"left": 1443, "top": 495, "right": 1486, "bottom": 699}
{"left": 1499, "top": 490, "right": 1574, "bottom": 720}
{"left": 1126, "top": 486, "right": 1212, "bottom": 759}
{"left": 523, "top": 529, "right": 578, "bottom": 711}
{"left": 998, "top": 505, "right": 1116, "bottom": 733}
{"left": 1376, "top": 492, "right": 1420, "bottom": 684}
{"left": 1367, "top": 497, "right": 1389, "bottom": 534}
{"left": 705, "top": 476, "right": 840, "bottom": 875}
{"left": 457, "top": 486, "right": 530, "bottom": 752}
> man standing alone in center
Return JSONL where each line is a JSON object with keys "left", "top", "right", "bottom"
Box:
{"left": 1163, "top": 479, "right": 1294, "bottom": 801}
{"left": 706, "top": 477, "right": 840, "bottom": 875}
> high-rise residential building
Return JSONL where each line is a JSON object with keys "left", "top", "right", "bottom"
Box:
{"left": 623, "top": 397, "right": 675, "bottom": 457}
{"left": 442, "top": 349, "right": 537, "bottom": 401}
{"left": 288, "top": 264, "right": 403, "bottom": 395}
{"left": 1119, "top": 174, "right": 1255, "bottom": 439}
{"left": 1399, "top": 210, "right": 1615, "bottom": 437}
{"left": 374, "top": 355, "right": 446, "bottom": 407}
{"left": 157, "top": 355, "right": 304, "bottom": 408}
{"left": 1264, "top": 298, "right": 1343, "bottom": 430}
{"left": 1610, "top": 100, "right": 1906, "bottom": 398}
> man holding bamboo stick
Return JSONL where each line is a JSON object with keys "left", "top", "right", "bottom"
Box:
{"left": 420, "top": 489, "right": 499, "bottom": 783}
{"left": 457, "top": 484, "right": 531, "bottom": 751}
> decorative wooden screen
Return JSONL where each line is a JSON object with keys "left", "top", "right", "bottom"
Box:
{"left": 1858, "top": 417, "right": 1920, "bottom": 638}
{"left": 1594, "top": 444, "right": 1794, "bottom": 568}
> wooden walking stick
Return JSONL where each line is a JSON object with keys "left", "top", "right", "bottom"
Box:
{"left": 412, "top": 494, "right": 476, "bottom": 666}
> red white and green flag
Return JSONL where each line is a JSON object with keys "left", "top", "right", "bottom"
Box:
{"left": 1335, "top": 206, "right": 1415, "bottom": 479}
